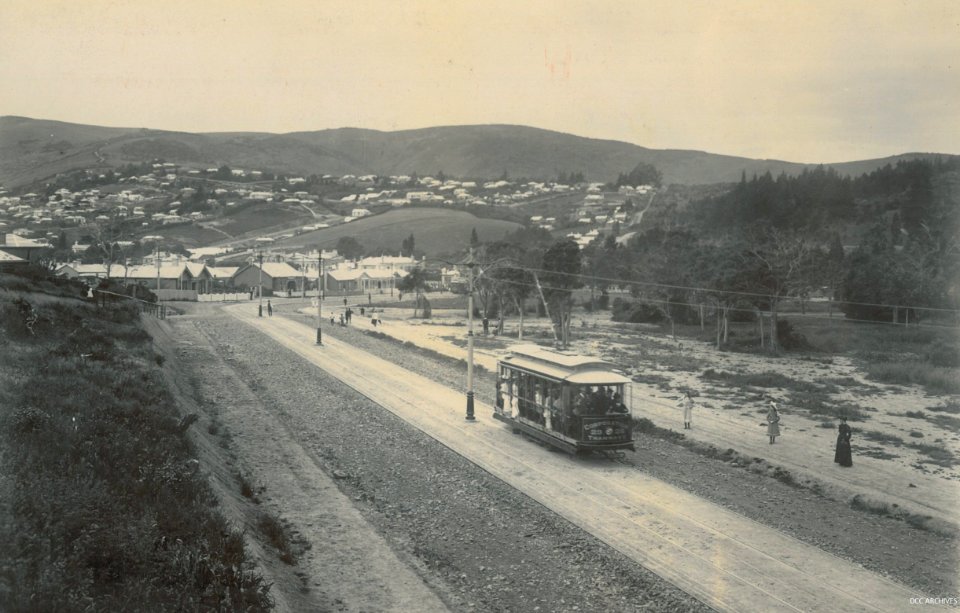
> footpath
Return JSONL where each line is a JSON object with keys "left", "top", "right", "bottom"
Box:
{"left": 235, "top": 306, "right": 924, "bottom": 612}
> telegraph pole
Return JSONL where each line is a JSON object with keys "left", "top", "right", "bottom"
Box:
{"left": 465, "top": 247, "right": 476, "bottom": 421}
{"left": 316, "top": 252, "right": 323, "bottom": 345}
{"left": 257, "top": 250, "right": 264, "bottom": 317}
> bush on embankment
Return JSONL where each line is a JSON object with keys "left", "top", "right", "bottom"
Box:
{"left": 0, "top": 274, "right": 272, "bottom": 611}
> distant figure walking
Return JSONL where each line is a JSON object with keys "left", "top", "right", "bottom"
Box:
{"left": 267, "top": 300, "right": 273, "bottom": 317}
{"left": 766, "top": 401, "right": 781, "bottom": 444}
{"left": 360, "top": 306, "right": 365, "bottom": 316}
{"left": 678, "top": 391, "right": 694, "bottom": 430}
{"left": 346, "top": 307, "right": 353, "bottom": 324}
{"left": 834, "top": 417, "right": 853, "bottom": 467}
{"left": 339, "top": 313, "right": 345, "bottom": 326}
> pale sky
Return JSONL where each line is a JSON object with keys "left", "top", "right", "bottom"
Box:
{"left": 1, "top": 0, "right": 958, "bottom": 163}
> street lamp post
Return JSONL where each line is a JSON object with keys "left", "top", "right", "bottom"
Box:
{"left": 316, "top": 252, "right": 323, "bottom": 345}
{"left": 257, "top": 250, "right": 264, "bottom": 317}
{"left": 465, "top": 248, "right": 476, "bottom": 421}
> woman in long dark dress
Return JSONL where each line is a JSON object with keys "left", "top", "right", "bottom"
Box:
{"left": 834, "top": 417, "right": 853, "bottom": 467}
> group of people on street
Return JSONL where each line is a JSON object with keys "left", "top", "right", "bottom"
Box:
{"left": 676, "top": 392, "right": 853, "bottom": 466}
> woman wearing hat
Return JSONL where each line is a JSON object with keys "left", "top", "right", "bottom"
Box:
{"left": 766, "top": 399, "right": 781, "bottom": 444}
{"left": 678, "top": 391, "right": 695, "bottom": 430}
{"left": 834, "top": 416, "right": 853, "bottom": 467}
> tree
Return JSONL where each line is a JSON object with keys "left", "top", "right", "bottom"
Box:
{"left": 743, "top": 229, "right": 817, "bottom": 351}
{"left": 397, "top": 267, "right": 430, "bottom": 317}
{"left": 476, "top": 241, "right": 534, "bottom": 337}
{"left": 536, "top": 239, "right": 582, "bottom": 347}
{"left": 616, "top": 162, "right": 662, "bottom": 188}
{"left": 401, "top": 233, "right": 416, "bottom": 257}
{"left": 470, "top": 227, "right": 480, "bottom": 247}
{"left": 335, "top": 236, "right": 364, "bottom": 260}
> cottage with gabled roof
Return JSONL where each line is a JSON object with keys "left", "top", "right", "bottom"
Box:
{"left": 231, "top": 261, "right": 303, "bottom": 296}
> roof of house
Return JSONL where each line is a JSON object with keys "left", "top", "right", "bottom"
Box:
{"left": 236, "top": 262, "right": 301, "bottom": 279}
{"left": 57, "top": 263, "right": 111, "bottom": 275}
{"left": 208, "top": 266, "right": 238, "bottom": 279}
{"left": 185, "top": 262, "right": 209, "bottom": 277}
{"left": 125, "top": 264, "right": 191, "bottom": 279}
{"left": 0, "top": 249, "right": 27, "bottom": 263}
{"left": 1, "top": 233, "right": 49, "bottom": 248}
{"left": 328, "top": 268, "right": 406, "bottom": 282}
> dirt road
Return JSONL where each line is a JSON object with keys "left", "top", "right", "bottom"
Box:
{"left": 154, "top": 305, "right": 708, "bottom": 612}
{"left": 225, "top": 305, "right": 924, "bottom": 612}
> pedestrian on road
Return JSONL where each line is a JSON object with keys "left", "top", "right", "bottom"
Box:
{"left": 360, "top": 306, "right": 365, "bottom": 316}
{"left": 339, "top": 313, "right": 345, "bottom": 326}
{"left": 766, "top": 400, "right": 781, "bottom": 444}
{"left": 267, "top": 300, "right": 273, "bottom": 317}
{"left": 346, "top": 307, "right": 352, "bottom": 324}
{"left": 482, "top": 317, "right": 489, "bottom": 335}
{"left": 834, "top": 416, "right": 853, "bottom": 467}
{"left": 343, "top": 297, "right": 348, "bottom": 307}
{"left": 368, "top": 292, "right": 372, "bottom": 305}
{"left": 678, "top": 391, "right": 694, "bottom": 429}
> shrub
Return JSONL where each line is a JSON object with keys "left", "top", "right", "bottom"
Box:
{"left": 775, "top": 318, "right": 809, "bottom": 350}
{"left": 259, "top": 513, "right": 296, "bottom": 565}
{"left": 926, "top": 339, "right": 960, "bottom": 367}
{"left": 611, "top": 297, "right": 664, "bottom": 323}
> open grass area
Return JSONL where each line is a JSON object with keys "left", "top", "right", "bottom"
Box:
{"left": 701, "top": 369, "right": 830, "bottom": 394}
{"left": 277, "top": 207, "right": 522, "bottom": 256}
{"left": 864, "top": 362, "right": 960, "bottom": 395}
{"left": 0, "top": 273, "right": 272, "bottom": 611}
{"left": 214, "top": 201, "right": 311, "bottom": 237}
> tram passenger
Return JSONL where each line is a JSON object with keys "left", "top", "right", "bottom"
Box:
{"left": 609, "top": 392, "right": 628, "bottom": 415}
{"left": 588, "top": 386, "right": 606, "bottom": 416}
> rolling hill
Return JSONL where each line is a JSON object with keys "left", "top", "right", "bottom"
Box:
{"left": 1, "top": 116, "right": 956, "bottom": 188}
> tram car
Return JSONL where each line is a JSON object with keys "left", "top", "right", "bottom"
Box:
{"left": 494, "top": 344, "right": 635, "bottom": 454}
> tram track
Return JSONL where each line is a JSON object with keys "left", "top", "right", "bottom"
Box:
{"left": 226, "top": 306, "right": 923, "bottom": 612}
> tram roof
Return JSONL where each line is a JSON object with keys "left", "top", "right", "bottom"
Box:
{"left": 500, "top": 345, "right": 631, "bottom": 384}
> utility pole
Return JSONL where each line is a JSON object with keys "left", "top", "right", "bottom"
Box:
{"left": 258, "top": 250, "right": 264, "bottom": 317}
{"left": 301, "top": 253, "right": 306, "bottom": 300}
{"left": 465, "top": 247, "right": 476, "bottom": 421}
{"left": 316, "top": 251, "right": 323, "bottom": 345}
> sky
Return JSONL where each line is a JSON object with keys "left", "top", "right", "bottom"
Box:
{"left": 1, "top": 0, "right": 958, "bottom": 163}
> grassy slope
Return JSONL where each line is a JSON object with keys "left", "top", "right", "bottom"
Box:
{"left": 279, "top": 207, "right": 522, "bottom": 255}
{"left": 0, "top": 272, "right": 272, "bottom": 611}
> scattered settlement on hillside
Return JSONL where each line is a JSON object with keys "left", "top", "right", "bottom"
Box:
{"left": 0, "top": 160, "right": 655, "bottom": 292}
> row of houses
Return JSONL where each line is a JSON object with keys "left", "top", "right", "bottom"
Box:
{"left": 54, "top": 254, "right": 420, "bottom": 298}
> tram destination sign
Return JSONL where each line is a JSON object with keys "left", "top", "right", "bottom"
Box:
{"left": 581, "top": 417, "right": 630, "bottom": 443}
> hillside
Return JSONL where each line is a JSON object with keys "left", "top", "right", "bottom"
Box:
{"left": 1, "top": 116, "right": 956, "bottom": 189}
{"left": 272, "top": 208, "right": 522, "bottom": 256}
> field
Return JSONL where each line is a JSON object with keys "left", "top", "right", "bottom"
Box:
{"left": 276, "top": 207, "right": 522, "bottom": 256}
{"left": 129, "top": 221, "right": 229, "bottom": 247}
{"left": 209, "top": 202, "right": 313, "bottom": 239}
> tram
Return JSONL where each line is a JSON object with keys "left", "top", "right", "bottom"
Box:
{"left": 493, "top": 344, "right": 635, "bottom": 454}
